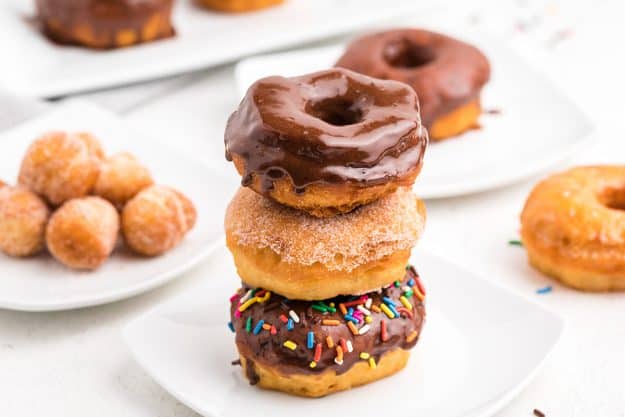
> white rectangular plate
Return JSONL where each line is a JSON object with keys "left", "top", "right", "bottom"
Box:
{"left": 0, "top": 0, "right": 438, "bottom": 97}
{"left": 0, "top": 101, "right": 236, "bottom": 311}
{"left": 235, "top": 33, "right": 594, "bottom": 199}
{"left": 125, "top": 245, "right": 564, "bottom": 417}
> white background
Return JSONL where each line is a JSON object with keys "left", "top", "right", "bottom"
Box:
{"left": 2, "top": 0, "right": 625, "bottom": 416}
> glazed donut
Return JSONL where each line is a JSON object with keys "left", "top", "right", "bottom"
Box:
{"left": 122, "top": 185, "right": 196, "bottom": 256}
{"left": 521, "top": 166, "right": 625, "bottom": 291}
{"left": 229, "top": 267, "right": 426, "bottom": 397}
{"left": 0, "top": 185, "right": 50, "bottom": 257}
{"left": 18, "top": 131, "right": 104, "bottom": 206}
{"left": 36, "top": 0, "right": 175, "bottom": 49}
{"left": 46, "top": 197, "right": 119, "bottom": 270}
{"left": 225, "top": 187, "right": 425, "bottom": 300}
{"left": 94, "top": 152, "right": 154, "bottom": 208}
{"left": 225, "top": 68, "right": 428, "bottom": 217}
{"left": 336, "top": 29, "right": 490, "bottom": 141}
{"left": 197, "top": 0, "right": 284, "bottom": 13}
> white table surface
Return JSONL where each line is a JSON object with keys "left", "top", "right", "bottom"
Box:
{"left": 2, "top": 1, "right": 625, "bottom": 416}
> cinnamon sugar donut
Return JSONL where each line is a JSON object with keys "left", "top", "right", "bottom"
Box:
{"left": 36, "top": 0, "right": 175, "bottom": 49}
{"left": 0, "top": 185, "right": 50, "bottom": 257}
{"left": 229, "top": 267, "right": 426, "bottom": 397}
{"left": 225, "top": 187, "right": 425, "bottom": 300}
{"left": 521, "top": 166, "right": 625, "bottom": 291}
{"left": 197, "top": 0, "right": 284, "bottom": 13}
{"left": 46, "top": 197, "right": 119, "bottom": 270}
{"left": 336, "top": 29, "right": 490, "bottom": 141}
{"left": 18, "top": 131, "right": 104, "bottom": 206}
{"left": 94, "top": 152, "right": 154, "bottom": 208}
{"left": 225, "top": 68, "right": 428, "bottom": 217}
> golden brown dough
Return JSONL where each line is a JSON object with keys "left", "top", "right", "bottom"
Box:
{"left": 197, "top": 0, "right": 284, "bottom": 13}
{"left": 225, "top": 187, "right": 425, "bottom": 300}
{"left": 94, "top": 152, "right": 154, "bottom": 208}
{"left": 0, "top": 185, "right": 50, "bottom": 257}
{"left": 18, "top": 131, "right": 105, "bottom": 206}
{"left": 122, "top": 185, "right": 196, "bottom": 256}
{"left": 521, "top": 166, "right": 625, "bottom": 291}
{"left": 46, "top": 196, "right": 119, "bottom": 270}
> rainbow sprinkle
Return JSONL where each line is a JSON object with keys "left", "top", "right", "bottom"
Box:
{"left": 380, "top": 303, "right": 395, "bottom": 319}
{"left": 368, "top": 357, "right": 377, "bottom": 369}
{"left": 314, "top": 343, "right": 322, "bottom": 362}
{"left": 307, "top": 332, "right": 315, "bottom": 349}
{"left": 309, "top": 361, "right": 317, "bottom": 369}
{"left": 245, "top": 317, "right": 252, "bottom": 333}
{"left": 287, "top": 318, "right": 294, "bottom": 331}
{"left": 359, "top": 352, "right": 370, "bottom": 360}
{"left": 406, "top": 330, "right": 419, "bottom": 343}
{"left": 289, "top": 310, "right": 300, "bottom": 323}
{"left": 326, "top": 335, "right": 334, "bottom": 348}
{"left": 283, "top": 340, "right": 297, "bottom": 350}
{"left": 322, "top": 319, "right": 340, "bottom": 326}
{"left": 253, "top": 320, "right": 264, "bottom": 335}
{"left": 227, "top": 322, "right": 235, "bottom": 333}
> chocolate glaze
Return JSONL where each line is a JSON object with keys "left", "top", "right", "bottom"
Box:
{"left": 36, "top": 0, "right": 175, "bottom": 48}
{"left": 225, "top": 68, "right": 428, "bottom": 194}
{"left": 230, "top": 268, "right": 425, "bottom": 378}
{"left": 336, "top": 29, "right": 491, "bottom": 128}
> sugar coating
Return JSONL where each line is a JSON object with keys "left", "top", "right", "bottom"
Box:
{"left": 225, "top": 187, "right": 425, "bottom": 272}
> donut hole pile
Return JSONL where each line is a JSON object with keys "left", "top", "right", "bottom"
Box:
{"left": 383, "top": 38, "right": 436, "bottom": 69}
{"left": 0, "top": 131, "right": 196, "bottom": 271}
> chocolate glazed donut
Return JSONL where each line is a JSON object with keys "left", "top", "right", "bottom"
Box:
{"left": 336, "top": 29, "right": 491, "bottom": 141}
{"left": 36, "top": 0, "right": 175, "bottom": 49}
{"left": 225, "top": 68, "right": 428, "bottom": 217}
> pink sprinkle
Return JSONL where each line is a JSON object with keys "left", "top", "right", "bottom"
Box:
{"left": 234, "top": 310, "right": 242, "bottom": 318}
{"left": 229, "top": 294, "right": 240, "bottom": 303}
{"left": 353, "top": 311, "right": 364, "bottom": 321}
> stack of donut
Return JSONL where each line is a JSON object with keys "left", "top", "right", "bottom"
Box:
{"left": 223, "top": 67, "right": 429, "bottom": 397}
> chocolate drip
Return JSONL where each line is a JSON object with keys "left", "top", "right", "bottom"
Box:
{"left": 230, "top": 269, "right": 425, "bottom": 377}
{"left": 225, "top": 68, "right": 427, "bottom": 194}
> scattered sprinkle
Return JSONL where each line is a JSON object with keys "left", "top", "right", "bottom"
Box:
{"left": 388, "top": 303, "right": 400, "bottom": 318}
{"left": 406, "top": 330, "right": 419, "bottom": 343}
{"left": 399, "top": 296, "right": 413, "bottom": 310}
{"left": 533, "top": 409, "right": 545, "bottom": 417}
{"left": 365, "top": 316, "right": 372, "bottom": 324}
{"left": 397, "top": 306, "right": 413, "bottom": 319}
{"left": 357, "top": 305, "right": 371, "bottom": 316}
{"left": 358, "top": 324, "right": 371, "bottom": 335}
{"left": 359, "top": 352, "right": 370, "bottom": 360}
{"left": 371, "top": 304, "right": 382, "bottom": 313}
{"left": 368, "top": 357, "right": 377, "bottom": 369}
{"left": 245, "top": 317, "right": 252, "bottom": 333}
{"left": 380, "top": 304, "right": 395, "bottom": 319}
{"left": 287, "top": 318, "right": 294, "bottom": 331}
{"left": 314, "top": 343, "right": 322, "bottom": 362}
{"left": 339, "top": 303, "right": 347, "bottom": 315}
{"left": 238, "top": 298, "right": 257, "bottom": 312}
{"left": 381, "top": 320, "right": 389, "bottom": 342}
{"left": 347, "top": 321, "right": 359, "bottom": 335}
{"left": 394, "top": 280, "right": 401, "bottom": 288}
{"left": 536, "top": 286, "right": 553, "bottom": 295}
{"left": 365, "top": 298, "right": 372, "bottom": 309}
{"left": 344, "top": 314, "right": 359, "bottom": 324}
{"left": 279, "top": 314, "right": 288, "bottom": 324}
{"left": 508, "top": 239, "right": 523, "bottom": 247}
{"left": 334, "top": 346, "right": 344, "bottom": 365}
{"left": 309, "top": 361, "right": 317, "bottom": 368}
{"left": 346, "top": 340, "right": 354, "bottom": 353}
{"left": 227, "top": 322, "right": 235, "bottom": 333}
{"left": 270, "top": 325, "right": 277, "bottom": 335}
{"left": 283, "top": 340, "right": 297, "bottom": 351}
{"left": 326, "top": 335, "right": 334, "bottom": 348}
{"left": 322, "top": 319, "right": 340, "bottom": 326}
{"left": 289, "top": 310, "right": 300, "bottom": 323}
{"left": 307, "top": 332, "right": 315, "bottom": 349}
{"left": 339, "top": 338, "right": 348, "bottom": 353}
{"left": 253, "top": 320, "right": 265, "bottom": 335}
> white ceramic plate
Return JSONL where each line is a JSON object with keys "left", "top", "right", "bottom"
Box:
{"left": 234, "top": 36, "right": 594, "bottom": 199}
{"left": 0, "top": 0, "right": 439, "bottom": 98}
{"left": 125, "top": 245, "right": 564, "bottom": 417}
{"left": 0, "top": 101, "right": 232, "bottom": 311}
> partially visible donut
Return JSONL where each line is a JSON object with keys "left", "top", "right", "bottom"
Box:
{"left": 521, "top": 166, "right": 625, "bottom": 291}
{"left": 36, "top": 0, "right": 175, "bottom": 49}
{"left": 225, "top": 68, "right": 428, "bottom": 217}
{"left": 336, "top": 29, "right": 490, "bottom": 141}
{"left": 197, "top": 0, "right": 284, "bottom": 13}
{"left": 225, "top": 187, "right": 425, "bottom": 300}
{"left": 94, "top": 152, "right": 154, "bottom": 208}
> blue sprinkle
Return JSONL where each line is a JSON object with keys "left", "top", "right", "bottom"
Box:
{"left": 536, "top": 286, "right": 553, "bottom": 295}
{"left": 344, "top": 314, "right": 359, "bottom": 324}
{"left": 227, "top": 321, "right": 235, "bottom": 333}
{"left": 388, "top": 304, "right": 400, "bottom": 318}
{"left": 307, "top": 332, "right": 314, "bottom": 349}
{"left": 348, "top": 307, "right": 354, "bottom": 315}
{"left": 383, "top": 296, "right": 396, "bottom": 307}
{"left": 408, "top": 278, "right": 415, "bottom": 287}
{"left": 253, "top": 320, "right": 265, "bottom": 335}
{"left": 287, "top": 318, "right": 294, "bottom": 331}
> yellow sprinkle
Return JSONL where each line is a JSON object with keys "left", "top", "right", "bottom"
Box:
{"left": 283, "top": 340, "right": 297, "bottom": 350}
{"left": 359, "top": 352, "right": 370, "bottom": 360}
{"left": 309, "top": 361, "right": 317, "bottom": 369}
{"left": 237, "top": 298, "right": 257, "bottom": 312}
{"left": 347, "top": 321, "right": 359, "bottom": 335}
{"left": 326, "top": 336, "right": 334, "bottom": 348}
{"left": 329, "top": 302, "right": 335, "bottom": 308}
{"left": 400, "top": 296, "right": 413, "bottom": 311}
{"left": 368, "top": 357, "right": 377, "bottom": 369}
{"left": 365, "top": 316, "right": 372, "bottom": 324}
{"left": 406, "top": 330, "right": 419, "bottom": 343}
{"left": 380, "top": 303, "right": 395, "bottom": 319}
{"left": 256, "top": 291, "right": 272, "bottom": 303}
{"left": 413, "top": 286, "right": 425, "bottom": 302}
{"left": 371, "top": 305, "right": 381, "bottom": 313}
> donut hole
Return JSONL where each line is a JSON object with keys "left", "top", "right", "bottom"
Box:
{"left": 599, "top": 186, "right": 625, "bottom": 211}
{"left": 383, "top": 39, "right": 435, "bottom": 68}
{"left": 306, "top": 98, "right": 363, "bottom": 126}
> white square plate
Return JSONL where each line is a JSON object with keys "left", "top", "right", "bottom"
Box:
{"left": 0, "top": 101, "right": 233, "bottom": 311}
{"left": 0, "top": 0, "right": 438, "bottom": 98}
{"left": 234, "top": 34, "right": 594, "bottom": 199}
{"left": 125, "top": 244, "right": 564, "bottom": 417}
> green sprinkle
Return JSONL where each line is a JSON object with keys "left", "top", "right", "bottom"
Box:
{"left": 245, "top": 317, "right": 252, "bottom": 333}
{"left": 394, "top": 280, "right": 401, "bottom": 288}
{"left": 404, "top": 289, "right": 414, "bottom": 298}
{"left": 318, "top": 301, "right": 336, "bottom": 313}
{"left": 508, "top": 239, "right": 523, "bottom": 247}
{"left": 312, "top": 304, "right": 328, "bottom": 312}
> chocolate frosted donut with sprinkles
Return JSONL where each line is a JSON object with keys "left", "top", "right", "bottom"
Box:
{"left": 228, "top": 267, "right": 426, "bottom": 397}
{"left": 225, "top": 67, "right": 428, "bottom": 218}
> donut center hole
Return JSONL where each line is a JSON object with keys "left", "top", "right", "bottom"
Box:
{"left": 306, "top": 98, "right": 363, "bottom": 126}
{"left": 599, "top": 187, "right": 625, "bottom": 210}
{"left": 383, "top": 39, "right": 435, "bottom": 68}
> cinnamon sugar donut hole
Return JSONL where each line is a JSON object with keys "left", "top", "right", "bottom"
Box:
{"left": 94, "top": 152, "right": 154, "bottom": 208}
{"left": 46, "top": 196, "right": 119, "bottom": 270}
{"left": 18, "top": 131, "right": 105, "bottom": 206}
{"left": 122, "top": 185, "right": 196, "bottom": 256}
{"left": 0, "top": 185, "right": 50, "bottom": 257}
{"left": 225, "top": 187, "right": 425, "bottom": 300}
